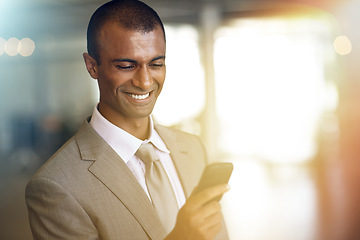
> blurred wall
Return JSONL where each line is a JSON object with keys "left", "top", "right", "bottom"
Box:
{"left": 1, "top": 0, "right": 360, "bottom": 239}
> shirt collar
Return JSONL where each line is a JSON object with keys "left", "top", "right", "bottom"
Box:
{"left": 147, "top": 121, "right": 170, "bottom": 154}
{"left": 89, "top": 105, "right": 169, "bottom": 163}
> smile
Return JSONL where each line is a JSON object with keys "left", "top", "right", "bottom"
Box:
{"left": 127, "top": 92, "right": 150, "bottom": 100}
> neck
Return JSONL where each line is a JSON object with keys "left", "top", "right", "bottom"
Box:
{"left": 97, "top": 104, "right": 151, "bottom": 140}
{"left": 112, "top": 117, "right": 150, "bottom": 140}
{"left": 125, "top": 117, "right": 151, "bottom": 141}
{"left": 109, "top": 117, "right": 150, "bottom": 140}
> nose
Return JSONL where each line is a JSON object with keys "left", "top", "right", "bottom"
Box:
{"left": 132, "top": 65, "right": 153, "bottom": 90}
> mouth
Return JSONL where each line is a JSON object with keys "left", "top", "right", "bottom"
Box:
{"left": 126, "top": 92, "right": 151, "bottom": 100}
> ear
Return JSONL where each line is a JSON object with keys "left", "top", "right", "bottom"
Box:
{"left": 83, "top": 53, "right": 99, "bottom": 79}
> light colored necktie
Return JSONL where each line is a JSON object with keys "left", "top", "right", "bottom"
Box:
{"left": 135, "top": 142, "right": 178, "bottom": 233}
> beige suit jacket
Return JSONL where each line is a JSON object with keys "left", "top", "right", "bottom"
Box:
{"left": 26, "top": 120, "right": 228, "bottom": 240}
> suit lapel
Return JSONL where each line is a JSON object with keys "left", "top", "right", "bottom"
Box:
{"left": 155, "top": 125, "right": 205, "bottom": 198}
{"left": 75, "top": 120, "right": 167, "bottom": 240}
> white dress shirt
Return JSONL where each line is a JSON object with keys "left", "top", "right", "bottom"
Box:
{"left": 89, "top": 105, "right": 186, "bottom": 208}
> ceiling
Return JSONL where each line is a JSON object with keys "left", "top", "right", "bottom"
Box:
{"left": 0, "top": 0, "right": 344, "bottom": 39}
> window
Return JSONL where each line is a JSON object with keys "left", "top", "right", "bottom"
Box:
{"left": 153, "top": 25, "right": 205, "bottom": 134}
{"left": 214, "top": 12, "right": 338, "bottom": 163}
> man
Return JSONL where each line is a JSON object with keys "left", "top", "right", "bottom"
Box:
{"left": 25, "top": 1, "right": 229, "bottom": 239}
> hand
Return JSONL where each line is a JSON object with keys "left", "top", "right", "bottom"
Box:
{"left": 165, "top": 184, "right": 229, "bottom": 240}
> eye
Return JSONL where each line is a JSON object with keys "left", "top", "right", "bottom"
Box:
{"left": 116, "top": 65, "right": 135, "bottom": 70}
{"left": 149, "top": 62, "right": 165, "bottom": 69}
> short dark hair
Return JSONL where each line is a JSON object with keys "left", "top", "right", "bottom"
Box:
{"left": 87, "top": 0, "right": 165, "bottom": 64}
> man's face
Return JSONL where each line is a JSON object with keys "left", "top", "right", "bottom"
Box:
{"left": 87, "top": 22, "right": 166, "bottom": 124}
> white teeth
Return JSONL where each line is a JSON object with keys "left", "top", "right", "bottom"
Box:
{"left": 129, "top": 93, "right": 150, "bottom": 100}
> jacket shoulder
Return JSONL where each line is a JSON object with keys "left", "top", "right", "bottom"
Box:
{"left": 154, "top": 124, "right": 202, "bottom": 142}
{"left": 32, "top": 124, "right": 97, "bottom": 183}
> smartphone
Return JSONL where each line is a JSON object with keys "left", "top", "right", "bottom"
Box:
{"left": 193, "top": 162, "right": 233, "bottom": 202}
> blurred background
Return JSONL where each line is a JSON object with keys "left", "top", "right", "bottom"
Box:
{"left": 1, "top": 0, "right": 360, "bottom": 239}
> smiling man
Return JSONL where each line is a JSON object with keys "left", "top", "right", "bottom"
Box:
{"left": 84, "top": 20, "right": 166, "bottom": 140}
{"left": 25, "top": 1, "right": 229, "bottom": 239}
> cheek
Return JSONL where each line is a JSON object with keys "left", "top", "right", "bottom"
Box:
{"left": 98, "top": 78, "right": 121, "bottom": 99}
{"left": 155, "top": 69, "right": 166, "bottom": 86}
{"left": 98, "top": 71, "right": 129, "bottom": 91}
{"left": 156, "top": 76, "right": 165, "bottom": 97}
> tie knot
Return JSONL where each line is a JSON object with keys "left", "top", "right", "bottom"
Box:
{"left": 135, "top": 143, "right": 159, "bottom": 164}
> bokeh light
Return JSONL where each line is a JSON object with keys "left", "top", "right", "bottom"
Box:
{"left": 4, "top": 37, "right": 20, "bottom": 56}
{"left": 18, "top": 38, "right": 35, "bottom": 57}
{"left": 0, "top": 37, "right": 6, "bottom": 55}
{"left": 333, "top": 35, "right": 352, "bottom": 56}
{"left": 0, "top": 37, "right": 36, "bottom": 57}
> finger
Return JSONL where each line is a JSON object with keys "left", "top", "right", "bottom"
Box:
{"left": 195, "top": 200, "right": 222, "bottom": 220}
{"left": 204, "top": 210, "right": 223, "bottom": 228}
{"left": 196, "top": 211, "right": 223, "bottom": 239}
{"left": 190, "top": 184, "right": 230, "bottom": 209}
{"left": 205, "top": 219, "right": 223, "bottom": 238}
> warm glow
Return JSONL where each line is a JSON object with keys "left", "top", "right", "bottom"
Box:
{"left": 214, "top": 16, "right": 336, "bottom": 164}
{"left": 333, "top": 35, "right": 352, "bottom": 56}
{"left": 222, "top": 161, "right": 317, "bottom": 240}
{"left": 153, "top": 25, "right": 205, "bottom": 128}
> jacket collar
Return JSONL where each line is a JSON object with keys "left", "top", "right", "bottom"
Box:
{"left": 154, "top": 124, "right": 203, "bottom": 198}
{"left": 75, "top": 119, "right": 167, "bottom": 240}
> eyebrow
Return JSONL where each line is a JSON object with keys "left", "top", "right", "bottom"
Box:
{"left": 111, "top": 55, "right": 165, "bottom": 63}
{"left": 152, "top": 56, "right": 166, "bottom": 61}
